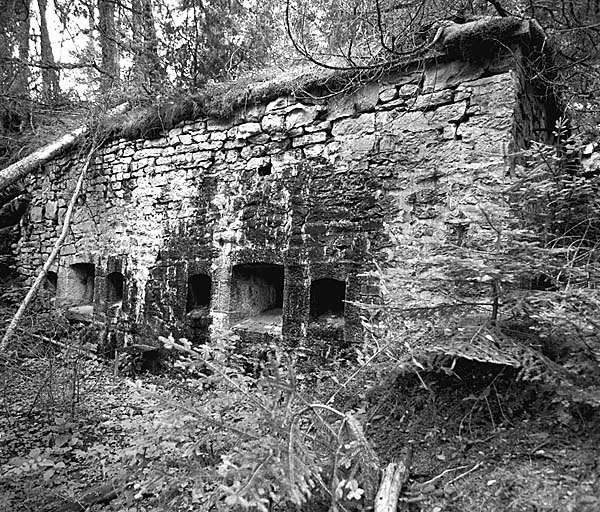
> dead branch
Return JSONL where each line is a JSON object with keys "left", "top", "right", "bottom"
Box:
{"left": 33, "top": 334, "right": 99, "bottom": 359}
{"left": 444, "top": 461, "right": 483, "bottom": 487}
{"left": 374, "top": 447, "right": 413, "bottom": 512}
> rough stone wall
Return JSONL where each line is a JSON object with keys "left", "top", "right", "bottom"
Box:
{"left": 16, "top": 45, "right": 554, "bottom": 349}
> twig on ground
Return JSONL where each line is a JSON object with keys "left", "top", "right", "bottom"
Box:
{"left": 444, "top": 461, "right": 483, "bottom": 487}
{"left": 417, "top": 464, "right": 470, "bottom": 487}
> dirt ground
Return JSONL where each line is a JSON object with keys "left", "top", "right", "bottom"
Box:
{"left": 363, "top": 361, "right": 600, "bottom": 512}
{"left": 1, "top": 351, "right": 599, "bottom": 512}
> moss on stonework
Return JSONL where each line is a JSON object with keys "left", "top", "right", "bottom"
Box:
{"left": 94, "top": 16, "right": 540, "bottom": 142}
{"left": 439, "top": 17, "right": 525, "bottom": 61}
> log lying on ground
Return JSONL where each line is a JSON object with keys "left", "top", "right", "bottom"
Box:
{"left": 374, "top": 447, "right": 413, "bottom": 512}
{"left": 0, "top": 102, "right": 129, "bottom": 190}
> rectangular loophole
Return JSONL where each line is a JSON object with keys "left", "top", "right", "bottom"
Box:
{"left": 44, "top": 270, "right": 58, "bottom": 296}
{"left": 310, "top": 278, "right": 345, "bottom": 318}
{"left": 68, "top": 263, "right": 95, "bottom": 305}
{"left": 107, "top": 271, "right": 124, "bottom": 305}
{"left": 187, "top": 274, "right": 211, "bottom": 312}
{"left": 231, "top": 263, "right": 283, "bottom": 325}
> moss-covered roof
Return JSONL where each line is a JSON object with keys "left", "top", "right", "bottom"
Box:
{"left": 99, "top": 17, "right": 545, "bottom": 141}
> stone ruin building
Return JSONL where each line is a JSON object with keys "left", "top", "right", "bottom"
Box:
{"left": 8, "top": 18, "right": 559, "bottom": 353}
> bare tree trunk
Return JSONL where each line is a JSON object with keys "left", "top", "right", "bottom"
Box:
{"left": 0, "top": 0, "right": 30, "bottom": 97}
{"left": 86, "top": 3, "right": 97, "bottom": 85}
{"left": 98, "top": 0, "right": 119, "bottom": 90}
{"left": 11, "top": 0, "right": 31, "bottom": 97}
{"left": 0, "top": 102, "right": 129, "bottom": 190}
{"left": 37, "top": 0, "right": 60, "bottom": 101}
{"left": 131, "top": 0, "right": 162, "bottom": 87}
{"left": 0, "top": 145, "right": 98, "bottom": 353}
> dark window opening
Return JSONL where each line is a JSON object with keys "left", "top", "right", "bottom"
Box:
{"left": 44, "top": 271, "right": 58, "bottom": 295}
{"left": 310, "top": 278, "right": 345, "bottom": 318}
{"left": 187, "top": 274, "right": 211, "bottom": 312}
{"left": 69, "top": 263, "right": 95, "bottom": 305}
{"left": 231, "top": 263, "right": 284, "bottom": 324}
{"left": 107, "top": 272, "right": 124, "bottom": 304}
{"left": 258, "top": 162, "right": 272, "bottom": 176}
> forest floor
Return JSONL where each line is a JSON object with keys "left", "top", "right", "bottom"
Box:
{"left": 1, "top": 345, "right": 599, "bottom": 512}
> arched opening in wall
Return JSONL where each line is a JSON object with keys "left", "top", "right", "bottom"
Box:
{"left": 187, "top": 274, "right": 211, "bottom": 312}
{"left": 107, "top": 272, "right": 125, "bottom": 305}
{"left": 310, "top": 278, "right": 346, "bottom": 319}
{"left": 44, "top": 271, "right": 58, "bottom": 296}
{"left": 68, "top": 263, "right": 95, "bottom": 306}
{"left": 231, "top": 263, "right": 284, "bottom": 332}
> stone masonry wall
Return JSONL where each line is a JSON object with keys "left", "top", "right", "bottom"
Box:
{"left": 16, "top": 44, "right": 553, "bottom": 350}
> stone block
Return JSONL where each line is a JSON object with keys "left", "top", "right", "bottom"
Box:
{"left": 248, "top": 133, "right": 270, "bottom": 145}
{"left": 210, "top": 131, "right": 227, "bottom": 141}
{"left": 354, "top": 83, "right": 380, "bottom": 112}
{"left": 304, "top": 143, "right": 327, "bottom": 159}
{"left": 30, "top": 206, "right": 43, "bottom": 222}
{"left": 285, "top": 105, "right": 320, "bottom": 129}
{"left": 399, "top": 83, "right": 420, "bottom": 99}
{"left": 192, "top": 133, "right": 210, "bottom": 143}
{"left": 241, "top": 144, "right": 267, "bottom": 159}
{"left": 246, "top": 156, "right": 270, "bottom": 170}
{"left": 302, "top": 116, "right": 328, "bottom": 132}
{"left": 413, "top": 89, "right": 454, "bottom": 110}
{"left": 379, "top": 86, "right": 398, "bottom": 103}
{"left": 429, "top": 101, "right": 468, "bottom": 124}
{"left": 261, "top": 113, "right": 285, "bottom": 133}
{"left": 332, "top": 113, "right": 375, "bottom": 137}
{"left": 237, "top": 122, "right": 262, "bottom": 139}
{"left": 326, "top": 94, "right": 355, "bottom": 121}
{"left": 45, "top": 201, "right": 57, "bottom": 220}
{"left": 193, "top": 151, "right": 213, "bottom": 162}
{"left": 292, "top": 131, "right": 327, "bottom": 147}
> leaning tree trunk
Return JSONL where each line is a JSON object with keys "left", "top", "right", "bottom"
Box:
{"left": 0, "top": 102, "right": 129, "bottom": 191}
{"left": 0, "top": 145, "right": 98, "bottom": 352}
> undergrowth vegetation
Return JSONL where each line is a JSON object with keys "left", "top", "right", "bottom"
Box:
{"left": 1, "top": 121, "right": 599, "bottom": 511}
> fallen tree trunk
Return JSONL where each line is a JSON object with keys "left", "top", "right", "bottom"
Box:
{"left": 0, "top": 102, "right": 128, "bottom": 190}
{"left": 374, "top": 447, "right": 413, "bottom": 512}
{"left": 0, "top": 144, "right": 98, "bottom": 352}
